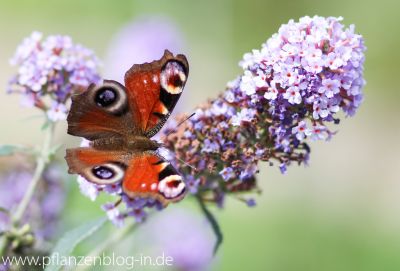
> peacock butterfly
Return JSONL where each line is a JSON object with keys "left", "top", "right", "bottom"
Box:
{"left": 65, "top": 50, "right": 188, "bottom": 206}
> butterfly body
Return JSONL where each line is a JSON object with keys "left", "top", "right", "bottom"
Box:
{"left": 89, "top": 134, "right": 159, "bottom": 152}
{"left": 65, "top": 50, "right": 189, "bottom": 206}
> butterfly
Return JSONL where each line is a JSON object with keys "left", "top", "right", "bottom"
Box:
{"left": 65, "top": 50, "right": 189, "bottom": 206}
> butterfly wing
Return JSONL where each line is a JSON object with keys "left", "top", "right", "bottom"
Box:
{"left": 66, "top": 147, "right": 128, "bottom": 185}
{"left": 122, "top": 152, "right": 186, "bottom": 205}
{"left": 66, "top": 148, "right": 186, "bottom": 206}
{"left": 124, "top": 50, "right": 189, "bottom": 137}
{"left": 67, "top": 80, "right": 136, "bottom": 141}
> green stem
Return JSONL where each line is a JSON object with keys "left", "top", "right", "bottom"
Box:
{"left": 0, "top": 121, "right": 55, "bottom": 256}
{"left": 76, "top": 221, "right": 137, "bottom": 271}
{"left": 196, "top": 195, "right": 223, "bottom": 255}
{"left": 0, "top": 235, "right": 6, "bottom": 257}
{"left": 12, "top": 122, "right": 55, "bottom": 225}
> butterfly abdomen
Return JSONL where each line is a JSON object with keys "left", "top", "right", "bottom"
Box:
{"left": 126, "top": 136, "right": 159, "bottom": 152}
{"left": 91, "top": 136, "right": 125, "bottom": 150}
{"left": 91, "top": 135, "right": 158, "bottom": 152}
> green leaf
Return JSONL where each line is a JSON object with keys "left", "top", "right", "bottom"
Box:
{"left": 196, "top": 196, "right": 223, "bottom": 255}
{"left": 0, "top": 145, "right": 25, "bottom": 156}
{"left": 44, "top": 217, "right": 107, "bottom": 271}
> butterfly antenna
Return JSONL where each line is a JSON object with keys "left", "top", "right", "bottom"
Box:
{"left": 161, "top": 113, "right": 198, "bottom": 171}
{"left": 165, "top": 112, "right": 196, "bottom": 138}
{"left": 175, "top": 156, "right": 199, "bottom": 172}
{"left": 157, "top": 147, "right": 199, "bottom": 172}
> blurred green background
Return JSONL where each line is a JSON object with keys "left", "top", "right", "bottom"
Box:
{"left": 1, "top": 0, "right": 400, "bottom": 270}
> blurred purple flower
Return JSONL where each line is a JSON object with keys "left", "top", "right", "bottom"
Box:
{"left": 46, "top": 101, "right": 68, "bottom": 122}
{"left": 104, "top": 17, "right": 185, "bottom": 83}
{"left": 0, "top": 164, "right": 65, "bottom": 242}
{"left": 140, "top": 208, "right": 214, "bottom": 271}
{"left": 0, "top": 263, "right": 9, "bottom": 271}
{"left": 246, "top": 198, "right": 257, "bottom": 207}
{"left": 76, "top": 175, "right": 99, "bottom": 201}
{"left": 8, "top": 31, "right": 101, "bottom": 120}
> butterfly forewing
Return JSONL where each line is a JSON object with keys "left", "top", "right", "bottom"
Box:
{"left": 124, "top": 50, "right": 189, "bottom": 137}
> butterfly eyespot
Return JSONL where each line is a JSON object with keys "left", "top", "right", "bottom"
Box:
{"left": 161, "top": 61, "right": 187, "bottom": 94}
{"left": 92, "top": 81, "right": 128, "bottom": 115}
{"left": 92, "top": 165, "right": 114, "bottom": 179}
{"left": 95, "top": 88, "right": 117, "bottom": 107}
{"left": 158, "top": 175, "right": 186, "bottom": 199}
{"left": 85, "top": 162, "right": 125, "bottom": 185}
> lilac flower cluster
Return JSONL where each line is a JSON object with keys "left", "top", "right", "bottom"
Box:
{"left": 8, "top": 32, "right": 101, "bottom": 122}
{"left": 162, "top": 16, "right": 365, "bottom": 207}
{"left": 77, "top": 175, "right": 162, "bottom": 227}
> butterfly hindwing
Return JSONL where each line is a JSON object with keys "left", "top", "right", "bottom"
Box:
{"left": 124, "top": 50, "right": 189, "bottom": 137}
{"left": 66, "top": 148, "right": 185, "bottom": 206}
{"left": 122, "top": 152, "right": 186, "bottom": 206}
{"left": 66, "top": 147, "right": 128, "bottom": 185}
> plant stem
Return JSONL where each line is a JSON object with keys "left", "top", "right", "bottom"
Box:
{"left": 0, "top": 235, "right": 6, "bottom": 257}
{"left": 196, "top": 195, "right": 223, "bottom": 255}
{"left": 12, "top": 122, "right": 55, "bottom": 225}
{"left": 0, "top": 121, "right": 55, "bottom": 256}
{"left": 76, "top": 221, "right": 137, "bottom": 271}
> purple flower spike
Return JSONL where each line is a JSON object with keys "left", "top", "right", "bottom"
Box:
{"left": 162, "top": 16, "right": 365, "bottom": 207}
{"left": 8, "top": 31, "right": 101, "bottom": 120}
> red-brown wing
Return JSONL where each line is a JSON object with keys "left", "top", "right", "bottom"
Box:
{"left": 67, "top": 80, "right": 136, "bottom": 141}
{"left": 124, "top": 50, "right": 189, "bottom": 137}
{"left": 122, "top": 153, "right": 186, "bottom": 206}
{"left": 66, "top": 148, "right": 186, "bottom": 206}
{"left": 65, "top": 147, "right": 128, "bottom": 185}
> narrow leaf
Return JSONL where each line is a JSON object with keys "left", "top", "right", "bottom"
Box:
{"left": 197, "top": 196, "right": 223, "bottom": 255}
{"left": 44, "top": 217, "right": 107, "bottom": 271}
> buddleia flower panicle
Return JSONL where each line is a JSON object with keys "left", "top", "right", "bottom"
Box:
{"left": 8, "top": 31, "right": 101, "bottom": 122}
{"left": 161, "top": 16, "right": 366, "bottom": 207}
